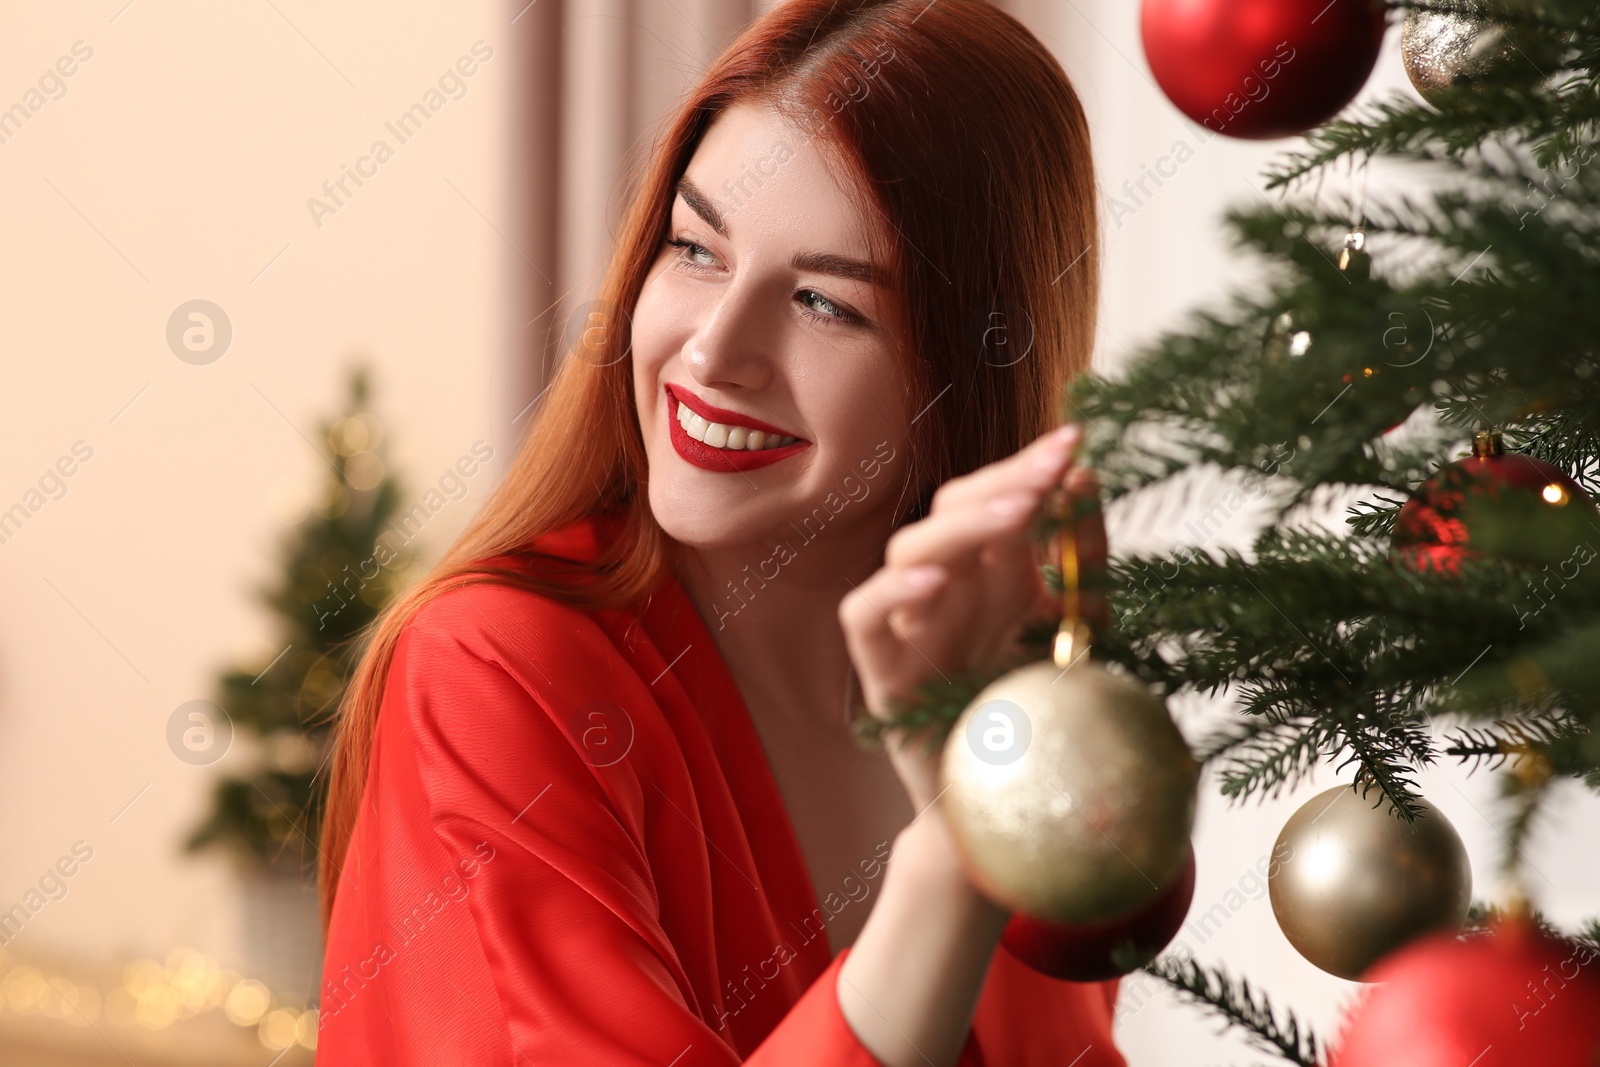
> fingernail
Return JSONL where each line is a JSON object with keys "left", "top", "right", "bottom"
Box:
{"left": 905, "top": 564, "right": 945, "bottom": 588}
{"left": 1051, "top": 424, "right": 1080, "bottom": 447}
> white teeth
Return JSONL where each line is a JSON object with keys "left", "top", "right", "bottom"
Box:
{"left": 676, "top": 399, "right": 798, "bottom": 450}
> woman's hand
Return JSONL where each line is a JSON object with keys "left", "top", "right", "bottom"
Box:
{"left": 839, "top": 424, "right": 1090, "bottom": 812}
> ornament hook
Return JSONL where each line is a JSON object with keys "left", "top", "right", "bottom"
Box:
{"left": 1052, "top": 480, "right": 1093, "bottom": 671}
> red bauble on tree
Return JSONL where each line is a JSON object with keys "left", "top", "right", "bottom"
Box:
{"left": 1001, "top": 846, "right": 1196, "bottom": 982}
{"left": 1393, "top": 430, "right": 1596, "bottom": 575}
{"left": 1140, "top": 0, "right": 1388, "bottom": 139}
{"left": 1331, "top": 917, "right": 1600, "bottom": 1067}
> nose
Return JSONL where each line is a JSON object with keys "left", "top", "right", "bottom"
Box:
{"left": 684, "top": 275, "right": 775, "bottom": 392}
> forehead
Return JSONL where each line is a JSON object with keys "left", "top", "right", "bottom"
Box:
{"left": 679, "top": 99, "right": 883, "bottom": 260}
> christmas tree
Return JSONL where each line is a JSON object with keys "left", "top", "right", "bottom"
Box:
{"left": 864, "top": 1, "right": 1600, "bottom": 1061}
{"left": 185, "top": 366, "right": 416, "bottom": 877}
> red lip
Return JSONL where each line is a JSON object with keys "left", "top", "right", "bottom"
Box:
{"left": 665, "top": 387, "right": 811, "bottom": 473}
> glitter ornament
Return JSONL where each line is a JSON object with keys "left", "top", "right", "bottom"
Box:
{"left": 1401, "top": 3, "right": 1537, "bottom": 106}
{"left": 939, "top": 480, "right": 1198, "bottom": 925}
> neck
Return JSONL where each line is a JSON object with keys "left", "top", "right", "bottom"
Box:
{"left": 673, "top": 508, "right": 897, "bottom": 730}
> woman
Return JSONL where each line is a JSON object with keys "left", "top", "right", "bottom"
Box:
{"left": 316, "top": 0, "right": 1116, "bottom": 1063}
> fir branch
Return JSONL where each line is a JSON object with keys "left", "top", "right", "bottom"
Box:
{"left": 1442, "top": 713, "right": 1589, "bottom": 770}
{"left": 1501, "top": 768, "right": 1553, "bottom": 880}
{"left": 848, "top": 663, "right": 1011, "bottom": 754}
{"left": 1345, "top": 492, "right": 1407, "bottom": 539}
{"left": 896, "top": 6, "right": 1600, "bottom": 821}
{"left": 1209, "top": 714, "right": 1332, "bottom": 802}
{"left": 1334, "top": 723, "right": 1429, "bottom": 823}
{"left": 1141, "top": 957, "right": 1322, "bottom": 1067}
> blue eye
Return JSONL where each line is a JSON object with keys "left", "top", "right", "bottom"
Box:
{"left": 797, "top": 289, "right": 858, "bottom": 326}
{"left": 666, "top": 235, "right": 862, "bottom": 327}
{"left": 667, "top": 237, "right": 716, "bottom": 272}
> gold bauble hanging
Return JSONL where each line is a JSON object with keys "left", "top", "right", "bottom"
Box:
{"left": 938, "top": 475, "right": 1198, "bottom": 927}
{"left": 1400, "top": 3, "right": 1533, "bottom": 106}
{"left": 940, "top": 655, "right": 1198, "bottom": 924}
{"left": 1269, "top": 784, "right": 1472, "bottom": 981}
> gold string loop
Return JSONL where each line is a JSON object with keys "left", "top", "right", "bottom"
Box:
{"left": 1052, "top": 482, "right": 1093, "bottom": 670}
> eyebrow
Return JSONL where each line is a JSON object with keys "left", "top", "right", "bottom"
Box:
{"left": 674, "top": 176, "right": 895, "bottom": 289}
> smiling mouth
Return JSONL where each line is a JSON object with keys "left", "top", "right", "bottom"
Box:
{"left": 664, "top": 383, "right": 806, "bottom": 451}
{"left": 664, "top": 384, "right": 811, "bottom": 473}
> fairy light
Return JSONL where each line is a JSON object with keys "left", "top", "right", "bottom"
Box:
{"left": 4, "top": 966, "right": 45, "bottom": 1013}
{"left": 0, "top": 946, "right": 318, "bottom": 1050}
{"left": 225, "top": 979, "right": 271, "bottom": 1026}
{"left": 259, "top": 1007, "right": 300, "bottom": 1049}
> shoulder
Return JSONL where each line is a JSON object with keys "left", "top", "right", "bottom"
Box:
{"left": 382, "top": 559, "right": 654, "bottom": 741}
{"left": 396, "top": 510, "right": 622, "bottom": 667}
{"left": 377, "top": 579, "right": 618, "bottom": 803}
{"left": 400, "top": 568, "right": 611, "bottom": 681}
{"left": 405, "top": 574, "right": 581, "bottom": 649}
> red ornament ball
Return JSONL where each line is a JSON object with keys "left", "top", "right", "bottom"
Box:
{"left": 1000, "top": 846, "right": 1196, "bottom": 982}
{"left": 1331, "top": 918, "right": 1600, "bottom": 1067}
{"left": 1393, "top": 431, "right": 1596, "bottom": 575}
{"left": 1140, "top": 0, "right": 1388, "bottom": 139}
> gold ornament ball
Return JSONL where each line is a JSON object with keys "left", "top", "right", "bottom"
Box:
{"left": 939, "top": 659, "right": 1198, "bottom": 925}
{"left": 1269, "top": 785, "right": 1472, "bottom": 981}
{"left": 1400, "top": 4, "right": 1531, "bottom": 106}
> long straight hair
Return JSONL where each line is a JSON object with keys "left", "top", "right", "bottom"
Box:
{"left": 318, "top": 0, "right": 1099, "bottom": 931}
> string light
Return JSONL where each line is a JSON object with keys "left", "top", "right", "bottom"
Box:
{"left": 0, "top": 945, "right": 317, "bottom": 1050}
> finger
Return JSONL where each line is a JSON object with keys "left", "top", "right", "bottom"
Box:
{"left": 926, "top": 424, "right": 1082, "bottom": 516}
{"left": 885, "top": 485, "right": 1047, "bottom": 569}
{"left": 840, "top": 564, "right": 948, "bottom": 653}
{"left": 839, "top": 564, "right": 952, "bottom": 713}
{"left": 976, "top": 506, "right": 1042, "bottom": 567}
{"left": 1064, "top": 463, "right": 1099, "bottom": 496}
{"left": 973, "top": 529, "right": 1060, "bottom": 655}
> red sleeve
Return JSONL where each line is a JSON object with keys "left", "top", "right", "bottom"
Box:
{"left": 317, "top": 592, "right": 904, "bottom": 1066}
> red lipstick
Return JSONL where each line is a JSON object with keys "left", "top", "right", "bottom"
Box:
{"left": 664, "top": 385, "right": 811, "bottom": 473}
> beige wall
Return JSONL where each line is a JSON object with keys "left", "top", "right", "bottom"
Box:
{"left": 1, "top": 1, "right": 1595, "bottom": 1063}
{"left": 0, "top": 0, "right": 517, "bottom": 1026}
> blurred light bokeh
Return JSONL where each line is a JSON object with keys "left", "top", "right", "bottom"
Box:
{"left": 1, "top": 2, "right": 1595, "bottom": 1064}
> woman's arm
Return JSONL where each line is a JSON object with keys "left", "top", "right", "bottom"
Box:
{"left": 835, "top": 423, "right": 1089, "bottom": 1066}
{"left": 835, "top": 813, "right": 1012, "bottom": 1067}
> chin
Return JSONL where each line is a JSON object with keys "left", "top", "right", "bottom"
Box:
{"left": 642, "top": 406, "right": 816, "bottom": 551}
{"left": 645, "top": 471, "right": 771, "bottom": 552}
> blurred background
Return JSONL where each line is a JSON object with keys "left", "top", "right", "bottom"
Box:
{"left": 1, "top": 1, "right": 1595, "bottom": 1064}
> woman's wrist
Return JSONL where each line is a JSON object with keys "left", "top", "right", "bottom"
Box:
{"left": 837, "top": 810, "right": 1014, "bottom": 1066}
{"left": 890, "top": 812, "right": 1012, "bottom": 936}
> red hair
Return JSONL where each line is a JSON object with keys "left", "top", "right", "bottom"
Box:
{"left": 318, "top": 0, "right": 1099, "bottom": 932}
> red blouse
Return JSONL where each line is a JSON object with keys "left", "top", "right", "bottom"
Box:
{"left": 317, "top": 512, "right": 1126, "bottom": 1065}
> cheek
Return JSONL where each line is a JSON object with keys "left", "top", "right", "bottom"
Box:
{"left": 629, "top": 278, "right": 684, "bottom": 396}
{"left": 807, "top": 347, "right": 909, "bottom": 452}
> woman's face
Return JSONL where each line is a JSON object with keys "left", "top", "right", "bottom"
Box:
{"left": 631, "top": 99, "right": 913, "bottom": 557}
